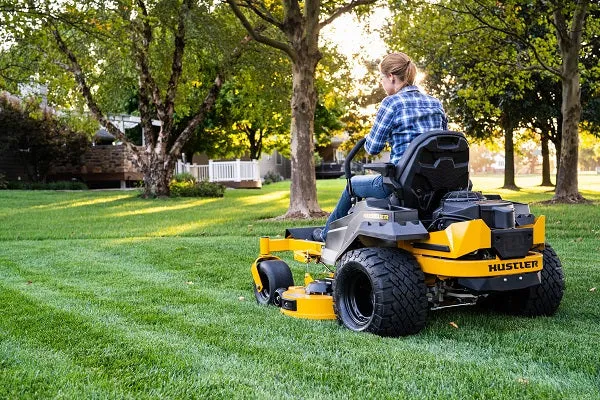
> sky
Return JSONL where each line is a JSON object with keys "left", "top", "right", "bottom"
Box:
{"left": 320, "top": 8, "right": 390, "bottom": 79}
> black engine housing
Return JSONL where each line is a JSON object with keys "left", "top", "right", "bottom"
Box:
{"left": 430, "top": 191, "right": 535, "bottom": 231}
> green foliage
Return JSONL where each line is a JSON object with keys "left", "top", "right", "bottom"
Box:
{"left": 313, "top": 152, "right": 323, "bottom": 167}
{"left": 5, "top": 180, "right": 88, "bottom": 190}
{"left": 169, "top": 180, "right": 225, "bottom": 197}
{"left": 579, "top": 131, "right": 600, "bottom": 170}
{"left": 0, "top": 173, "right": 7, "bottom": 189}
{"left": 172, "top": 172, "right": 197, "bottom": 184}
{"left": 0, "top": 92, "right": 91, "bottom": 182}
{"left": 262, "top": 170, "right": 284, "bottom": 185}
{"left": 190, "top": 53, "right": 292, "bottom": 160}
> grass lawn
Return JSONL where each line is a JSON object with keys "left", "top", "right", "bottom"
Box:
{"left": 0, "top": 173, "right": 599, "bottom": 399}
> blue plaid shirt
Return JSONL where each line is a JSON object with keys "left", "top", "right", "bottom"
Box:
{"left": 365, "top": 85, "right": 448, "bottom": 164}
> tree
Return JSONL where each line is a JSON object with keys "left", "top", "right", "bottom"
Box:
{"left": 0, "top": 92, "right": 90, "bottom": 182}
{"left": 1, "top": 0, "right": 252, "bottom": 197}
{"left": 435, "top": 0, "right": 595, "bottom": 202}
{"left": 387, "top": 0, "right": 599, "bottom": 194}
{"left": 518, "top": 74, "right": 562, "bottom": 186}
{"left": 226, "top": 0, "right": 378, "bottom": 218}
{"left": 191, "top": 53, "right": 293, "bottom": 161}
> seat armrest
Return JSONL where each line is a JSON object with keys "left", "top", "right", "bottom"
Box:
{"left": 364, "top": 163, "right": 395, "bottom": 177}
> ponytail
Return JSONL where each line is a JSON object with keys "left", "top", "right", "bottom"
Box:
{"left": 380, "top": 53, "right": 417, "bottom": 85}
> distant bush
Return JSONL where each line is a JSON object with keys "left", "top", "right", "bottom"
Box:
{"left": 0, "top": 93, "right": 91, "bottom": 183}
{"left": 6, "top": 180, "right": 88, "bottom": 190}
{"left": 172, "top": 172, "right": 197, "bottom": 184}
{"left": 169, "top": 180, "right": 225, "bottom": 198}
{"left": 263, "top": 171, "right": 283, "bottom": 185}
{"left": 0, "top": 173, "right": 7, "bottom": 189}
{"left": 47, "top": 181, "right": 88, "bottom": 190}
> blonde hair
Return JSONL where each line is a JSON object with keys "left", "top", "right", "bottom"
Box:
{"left": 379, "top": 52, "right": 417, "bottom": 85}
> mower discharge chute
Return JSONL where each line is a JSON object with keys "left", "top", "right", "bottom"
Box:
{"left": 251, "top": 130, "right": 564, "bottom": 337}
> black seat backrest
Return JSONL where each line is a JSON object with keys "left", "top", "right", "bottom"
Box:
{"left": 394, "top": 130, "right": 469, "bottom": 219}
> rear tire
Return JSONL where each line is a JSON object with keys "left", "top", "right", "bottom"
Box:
{"left": 333, "top": 248, "right": 428, "bottom": 337}
{"left": 487, "top": 244, "right": 564, "bottom": 316}
{"left": 253, "top": 260, "right": 294, "bottom": 305}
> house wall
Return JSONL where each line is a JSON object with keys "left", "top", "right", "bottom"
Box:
{"left": 258, "top": 150, "right": 291, "bottom": 179}
{"left": 50, "top": 145, "right": 143, "bottom": 186}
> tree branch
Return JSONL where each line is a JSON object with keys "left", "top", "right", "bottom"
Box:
{"left": 305, "top": 0, "right": 320, "bottom": 43}
{"left": 458, "top": 1, "right": 562, "bottom": 77}
{"left": 134, "top": 0, "right": 164, "bottom": 118}
{"left": 239, "top": 0, "right": 283, "bottom": 29}
{"left": 51, "top": 27, "right": 141, "bottom": 162}
{"left": 226, "top": 0, "right": 297, "bottom": 62}
{"left": 570, "top": 0, "right": 589, "bottom": 46}
{"left": 319, "top": 0, "right": 377, "bottom": 29}
{"left": 160, "top": 0, "right": 193, "bottom": 149}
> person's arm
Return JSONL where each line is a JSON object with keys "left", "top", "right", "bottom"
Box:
{"left": 364, "top": 98, "right": 395, "bottom": 156}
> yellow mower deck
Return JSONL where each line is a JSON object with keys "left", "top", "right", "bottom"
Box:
{"left": 252, "top": 217, "right": 546, "bottom": 320}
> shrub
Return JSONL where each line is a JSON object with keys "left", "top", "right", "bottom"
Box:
{"left": 172, "top": 172, "right": 197, "bottom": 184}
{"left": 169, "top": 180, "right": 225, "bottom": 198}
{"left": 263, "top": 171, "right": 283, "bottom": 185}
{"left": 0, "top": 93, "right": 91, "bottom": 182}
{"left": 314, "top": 152, "right": 323, "bottom": 167}
{"left": 0, "top": 173, "right": 7, "bottom": 189}
{"left": 4, "top": 180, "right": 87, "bottom": 190}
{"left": 46, "top": 181, "right": 88, "bottom": 190}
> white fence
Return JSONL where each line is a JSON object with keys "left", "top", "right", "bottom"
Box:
{"left": 175, "top": 159, "right": 260, "bottom": 183}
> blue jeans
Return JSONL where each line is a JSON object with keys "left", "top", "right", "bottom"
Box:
{"left": 322, "top": 175, "right": 392, "bottom": 240}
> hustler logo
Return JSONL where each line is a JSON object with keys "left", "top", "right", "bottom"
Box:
{"left": 363, "top": 213, "right": 389, "bottom": 221}
{"left": 488, "top": 260, "right": 538, "bottom": 272}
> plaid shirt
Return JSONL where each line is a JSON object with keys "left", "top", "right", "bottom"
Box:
{"left": 365, "top": 85, "right": 448, "bottom": 164}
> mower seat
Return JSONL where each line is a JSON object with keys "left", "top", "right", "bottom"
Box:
{"left": 365, "top": 130, "right": 470, "bottom": 220}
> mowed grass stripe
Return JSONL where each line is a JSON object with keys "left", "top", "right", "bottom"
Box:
{"left": 2, "top": 281, "right": 598, "bottom": 399}
{"left": 1, "top": 237, "right": 599, "bottom": 398}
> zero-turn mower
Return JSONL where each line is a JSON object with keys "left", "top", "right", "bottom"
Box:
{"left": 251, "top": 130, "right": 565, "bottom": 337}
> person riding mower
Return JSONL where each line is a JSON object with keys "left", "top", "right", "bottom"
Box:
{"left": 251, "top": 130, "right": 564, "bottom": 337}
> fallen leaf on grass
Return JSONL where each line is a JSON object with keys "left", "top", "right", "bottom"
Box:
{"left": 449, "top": 321, "right": 459, "bottom": 329}
{"left": 590, "top": 287, "right": 597, "bottom": 292}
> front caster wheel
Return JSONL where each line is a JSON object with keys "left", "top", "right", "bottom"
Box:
{"left": 253, "top": 260, "right": 294, "bottom": 305}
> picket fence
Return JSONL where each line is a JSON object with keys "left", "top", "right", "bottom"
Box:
{"left": 175, "top": 159, "right": 260, "bottom": 183}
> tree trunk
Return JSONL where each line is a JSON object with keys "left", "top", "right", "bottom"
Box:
{"left": 141, "top": 151, "right": 174, "bottom": 198}
{"left": 553, "top": 70, "right": 583, "bottom": 202}
{"left": 540, "top": 134, "right": 553, "bottom": 186}
{"left": 283, "top": 58, "right": 326, "bottom": 218}
{"left": 553, "top": 114, "right": 562, "bottom": 184}
{"left": 502, "top": 114, "right": 518, "bottom": 190}
{"left": 551, "top": 3, "right": 588, "bottom": 203}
